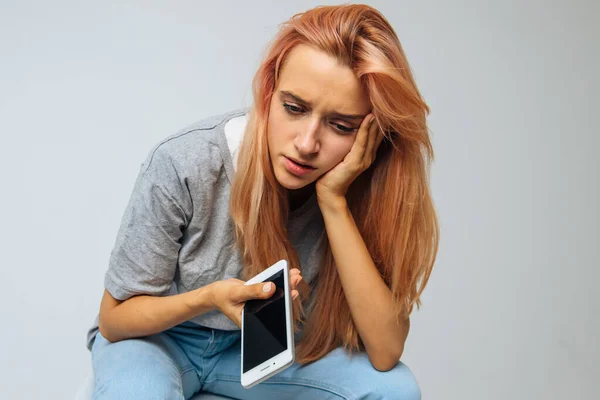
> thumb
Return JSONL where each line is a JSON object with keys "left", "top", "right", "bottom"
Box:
{"left": 246, "top": 281, "right": 275, "bottom": 300}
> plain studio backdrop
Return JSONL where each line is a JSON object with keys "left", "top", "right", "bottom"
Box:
{"left": 0, "top": 1, "right": 598, "bottom": 399}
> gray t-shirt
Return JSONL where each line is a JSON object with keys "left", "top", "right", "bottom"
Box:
{"left": 86, "top": 107, "right": 325, "bottom": 350}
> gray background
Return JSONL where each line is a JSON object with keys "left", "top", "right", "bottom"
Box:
{"left": 0, "top": 0, "right": 598, "bottom": 398}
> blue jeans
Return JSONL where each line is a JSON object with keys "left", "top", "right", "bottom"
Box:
{"left": 91, "top": 321, "right": 421, "bottom": 399}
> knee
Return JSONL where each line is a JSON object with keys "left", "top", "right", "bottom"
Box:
{"left": 355, "top": 361, "right": 421, "bottom": 400}
{"left": 92, "top": 335, "right": 185, "bottom": 400}
{"left": 93, "top": 369, "right": 184, "bottom": 400}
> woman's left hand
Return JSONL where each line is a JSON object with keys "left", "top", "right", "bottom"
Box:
{"left": 316, "top": 113, "right": 383, "bottom": 208}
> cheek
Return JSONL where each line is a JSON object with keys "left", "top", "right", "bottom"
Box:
{"left": 267, "top": 112, "right": 295, "bottom": 148}
{"left": 267, "top": 119, "right": 282, "bottom": 152}
{"left": 322, "top": 136, "right": 355, "bottom": 168}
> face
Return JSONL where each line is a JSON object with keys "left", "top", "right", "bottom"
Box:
{"left": 267, "top": 44, "right": 371, "bottom": 191}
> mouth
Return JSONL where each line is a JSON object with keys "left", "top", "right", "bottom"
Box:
{"left": 286, "top": 156, "right": 316, "bottom": 169}
{"left": 283, "top": 156, "right": 316, "bottom": 177}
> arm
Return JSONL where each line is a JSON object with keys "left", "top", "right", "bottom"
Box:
{"left": 315, "top": 113, "right": 407, "bottom": 371}
{"left": 320, "top": 197, "right": 409, "bottom": 372}
{"left": 100, "top": 279, "right": 287, "bottom": 343}
{"left": 98, "top": 272, "right": 303, "bottom": 343}
{"left": 98, "top": 286, "right": 215, "bottom": 343}
{"left": 98, "top": 143, "right": 207, "bottom": 342}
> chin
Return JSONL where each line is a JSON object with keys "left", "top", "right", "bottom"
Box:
{"left": 274, "top": 169, "right": 316, "bottom": 190}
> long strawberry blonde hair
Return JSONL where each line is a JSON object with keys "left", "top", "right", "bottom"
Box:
{"left": 230, "top": 4, "right": 439, "bottom": 364}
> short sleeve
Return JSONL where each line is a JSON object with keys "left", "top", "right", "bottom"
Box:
{"left": 104, "top": 143, "right": 193, "bottom": 300}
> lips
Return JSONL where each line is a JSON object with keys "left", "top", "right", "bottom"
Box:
{"left": 286, "top": 156, "right": 315, "bottom": 169}
{"left": 283, "top": 156, "right": 316, "bottom": 177}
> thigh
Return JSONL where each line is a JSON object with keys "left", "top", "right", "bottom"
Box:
{"left": 91, "top": 331, "right": 201, "bottom": 400}
{"left": 202, "top": 340, "right": 421, "bottom": 400}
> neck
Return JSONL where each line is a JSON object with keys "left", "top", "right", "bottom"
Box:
{"left": 288, "top": 182, "right": 315, "bottom": 212}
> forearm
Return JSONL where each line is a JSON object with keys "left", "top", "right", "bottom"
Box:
{"left": 98, "top": 285, "right": 215, "bottom": 343}
{"left": 320, "top": 197, "right": 409, "bottom": 371}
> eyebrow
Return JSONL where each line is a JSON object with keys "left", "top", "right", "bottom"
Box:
{"left": 279, "top": 90, "right": 367, "bottom": 121}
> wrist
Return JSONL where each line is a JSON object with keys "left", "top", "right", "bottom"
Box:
{"left": 317, "top": 193, "right": 348, "bottom": 214}
{"left": 207, "top": 281, "right": 219, "bottom": 310}
{"left": 190, "top": 282, "right": 218, "bottom": 313}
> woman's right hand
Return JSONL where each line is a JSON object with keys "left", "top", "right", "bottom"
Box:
{"left": 210, "top": 269, "right": 303, "bottom": 327}
{"left": 210, "top": 278, "right": 276, "bottom": 327}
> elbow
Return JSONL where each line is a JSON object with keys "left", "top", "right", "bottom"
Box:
{"left": 98, "top": 314, "right": 120, "bottom": 344}
{"left": 98, "top": 320, "right": 113, "bottom": 343}
{"left": 371, "top": 357, "right": 400, "bottom": 372}
{"left": 369, "top": 345, "right": 404, "bottom": 372}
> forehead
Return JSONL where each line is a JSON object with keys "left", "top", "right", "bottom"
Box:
{"left": 276, "top": 44, "right": 370, "bottom": 114}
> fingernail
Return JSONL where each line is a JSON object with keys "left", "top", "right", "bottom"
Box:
{"left": 292, "top": 293, "right": 299, "bottom": 300}
{"left": 263, "top": 282, "right": 272, "bottom": 292}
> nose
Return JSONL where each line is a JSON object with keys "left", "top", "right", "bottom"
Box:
{"left": 293, "top": 118, "right": 320, "bottom": 155}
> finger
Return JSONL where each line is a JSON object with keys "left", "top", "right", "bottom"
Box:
{"left": 365, "top": 117, "right": 382, "bottom": 162}
{"left": 352, "top": 114, "right": 375, "bottom": 160}
{"left": 235, "top": 281, "right": 275, "bottom": 302}
{"left": 255, "top": 282, "right": 276, "bottom": 299}
{"left": 291, "top": 275, "right": 302, "bottom": 290}
{"left": 291, "top": 290, "right": 299, "bottom": 300}
{"left": 289, "top": 268, "right": 302, "bottom": 284}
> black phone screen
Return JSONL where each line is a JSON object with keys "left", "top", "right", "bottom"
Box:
{"left": 242, "top": 270, "right": 288, "bottom": 373}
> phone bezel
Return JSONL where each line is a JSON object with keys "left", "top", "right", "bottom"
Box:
{"left": 240, "top": 259, "right": 295, "bottom": 389}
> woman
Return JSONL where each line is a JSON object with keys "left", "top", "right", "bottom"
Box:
{"left": 87, "top": 4, "right": 438, "bottom": 399}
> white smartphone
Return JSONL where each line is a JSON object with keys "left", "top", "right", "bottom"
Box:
{"left": 241, "top": 259, "right": 295, "bottom": 389}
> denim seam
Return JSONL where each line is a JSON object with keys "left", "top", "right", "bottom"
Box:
{"left": 204, "top": 375, "right": 351, "bottom": 399}
{"left": 200, "top": 330, "right": 216, "bottom": 377}
{"left": 203, "top": 330, "right": 218, "bottom": 355}
{"left": 180, "top": 366, "right": 196, "bottom": 375}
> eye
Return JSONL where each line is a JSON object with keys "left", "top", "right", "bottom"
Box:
{"left": 282, "top": 103, "right": 356, "bottom": 134}
{"left": 332, "top": 123, "right": 356, "bottom": 134}
{"left": 283, "top": 103, "right": 304, "bottom": 115}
